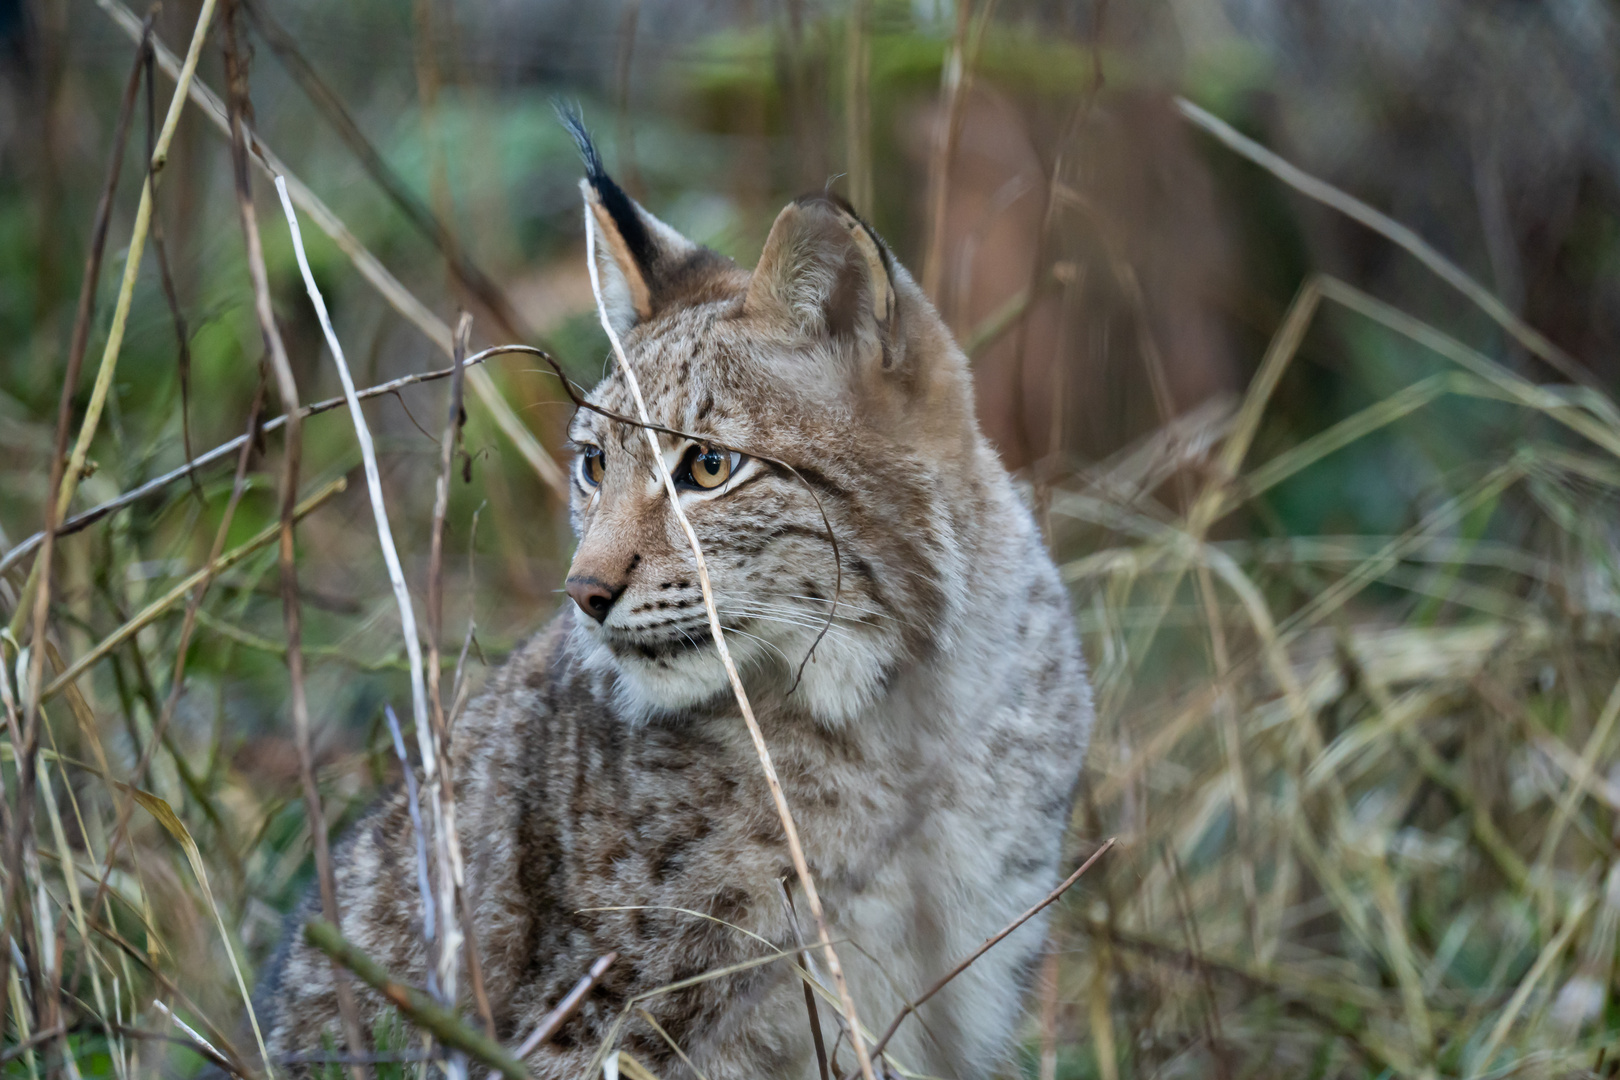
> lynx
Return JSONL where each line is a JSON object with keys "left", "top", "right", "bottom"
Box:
{"left": 263, "top": 125, "right": 1094, "bottom": 1079}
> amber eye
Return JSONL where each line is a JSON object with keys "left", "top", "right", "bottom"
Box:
{"left": 684, "top": 445, "right": 734, "bottom": 490}
{"left": 579, "top": 446, "right": 605, "bottom": 488}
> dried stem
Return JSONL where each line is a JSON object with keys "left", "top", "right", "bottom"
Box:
{"left": 509, "top": 953, "right": 617, "bottom": 1063}
{"left": 385, "top": 704, "right": 438, "bottom": 949}
{"left": 779, "top": 881, "right": 831, "bottom": 1080}
{"left": 427, "top": 314, "right": 497, "bottom": 1033}
{"left": 142, "top": 42, "right": 197, "bottom": 488}
{"left": 223, "top": 8, "right": 364, "bottom": 1072}
{"left": 584, "top": 211, "right": 878, "bottom": 1080}
{"left": 857, "top": 838, "right": 1115, "bottom": 1071}
{"left": 919, "top": 0, "right": 995, "bottom": 303}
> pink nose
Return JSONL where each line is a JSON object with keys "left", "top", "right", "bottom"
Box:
{"left": 566, "top": 577, "right": 621, "bottom": 624}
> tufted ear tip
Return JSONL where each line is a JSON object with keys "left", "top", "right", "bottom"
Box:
{"left": 562, "top": 107, "right": 706, "bottom": 334}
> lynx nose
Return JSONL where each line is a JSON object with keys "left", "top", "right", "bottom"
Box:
{"left": 566, "top": 577, "right": 622, "bottom": 624}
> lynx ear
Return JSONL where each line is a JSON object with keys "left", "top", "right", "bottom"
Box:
{"left": 745, "top": 196, "right": 898, "bottom": 367}
{"left": 561, "top": 109, "right": 701, "bottom": 336}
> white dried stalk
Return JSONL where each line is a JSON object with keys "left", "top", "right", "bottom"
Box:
{"left": 152, "top": 1001, "right": 227, "bottom": 1067}
{"left": 274, "top": 176, "right": 432, "bottom": 781}
{"left": 583, "top": 212, "right": 878, "bottom": 1080}
{"left": 275, "top": 178, "right": 468, "bottom": 1050}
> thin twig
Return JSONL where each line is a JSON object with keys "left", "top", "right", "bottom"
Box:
{"left": 584, "top": 210, "right": 878, "bottom": 1080}
{"left": 0, "top": 350, "right": 507, "bottom": 577}
{"left": 780, "top": 880, "right": 831, "bottom": 1080}
{"left": 637, "top": 1008, "right": 709, "bottom": 1080}
{"left": 858, "top": 838, "right": 1115, "bottom": 1070}
{"left": 149, "top": 1001, "right": 238, "bottom": 1075}
{"left": 509, "top": 953, "right": 617, "bottom": 1062}
{"left": 429, "top": 314, "right": 497, "bottom": 1034}
{"left": 304, "top": 920, "right": 531, "bottom": 1080}
{"left": 272, "top": 183, "right": 428, "bottom": 817}
{"left": 448, "top": 505, "right": 485, "bottom": 710}
{"left": 225, "top": 7, "right": 362, "bottom": 1070}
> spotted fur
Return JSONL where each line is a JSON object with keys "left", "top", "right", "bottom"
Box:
{"left": 263, "top": 140, "right": 1093, "bottom": 1079}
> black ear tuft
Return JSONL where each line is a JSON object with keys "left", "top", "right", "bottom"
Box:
{"left": 553, "top": 100, "right": 602, "bottom": 177}
{"left": 553, "top": 101, "right": 657, "bottom": 272}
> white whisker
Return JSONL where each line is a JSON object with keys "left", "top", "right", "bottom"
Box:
{"left": 779, "top": 593, "right": 890, "bottom": 620}
{"left": 716, "top": 597, "right": 874, "bottom": 629}
{"left": 721, "top": 626, "right": 794, "bottom": 667}
{"left": 722, "top": 610, "right": 857, "bottom": 641}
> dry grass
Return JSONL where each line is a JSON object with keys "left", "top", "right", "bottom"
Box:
{"left": 1, "top": 3, "right": 1617, "bottom": 1079}
{"left": 1044, "top": 272, "right": 1620, "bottom": 1078}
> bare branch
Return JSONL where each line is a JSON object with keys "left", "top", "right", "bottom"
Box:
{"left": 304, "top": 920, "right": 531, "bottom": 1080}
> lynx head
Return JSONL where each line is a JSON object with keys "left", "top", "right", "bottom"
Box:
{"left": 561, "top": 119, "right": 992, "bottom": 725}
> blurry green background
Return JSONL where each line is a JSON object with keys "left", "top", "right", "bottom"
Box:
{"left": 2, "top": 1, "right": 1619, "bottom": 1077}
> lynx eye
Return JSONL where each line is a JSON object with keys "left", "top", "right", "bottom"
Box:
{"left": 680, "top": 445, "right": 736, "bottom": 491}
{"left": 578, "top": 446, "right": 605, "bottom": 489}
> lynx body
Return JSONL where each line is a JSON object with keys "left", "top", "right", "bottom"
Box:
{"left": 263, "top": 133, "right": 1093, "bottom": 1079}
